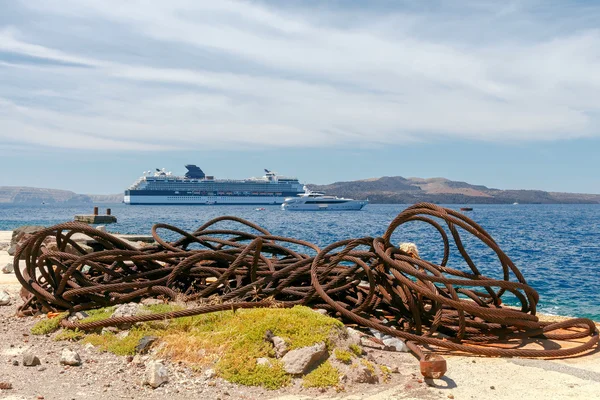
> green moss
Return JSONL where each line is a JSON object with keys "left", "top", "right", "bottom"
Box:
{"left": 334, "top": 348, "right": 353, "bottom": 364}
{"left": 78, "top": 307, "right": 115, "bottom": 324}
{"left": 141, "top": 303, "right": 183, "bottom": 314}
{"left": 31, "top": 313, "right": 68, "bottom": 335}
{"left": 54, "top": 329, "right": 85, "bottom": 341}
{"left": 349, "top": 344, "right": 362, "bottom": 356}
{"left": 82, "top": 323, "right": 157, "bottom": 356}
{"left": 302, "top": 361, "right": 340, "bottom": 388}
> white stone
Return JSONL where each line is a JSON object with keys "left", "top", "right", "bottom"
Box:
{"left": 144, "top": 360, "right": 168, "bottom": 388}
{"left": 382, "top": 336, "right": 409, "bottom": 352}
{"left": 0, "top": 290, "right": 11, "bottom": 306}
{"left": 369, "top": 328, "right": 409, "bottom": 352}
{"left": 346, "top": 327, "right": 363, "bottom": 346}
{"left": 2, "top": 262, "right": 13, "bottom": 274}
{"left": 256, "top": 357, "right": 272, "bottom": 367}
{"left": 281, "top": 342, "right": 327, "bottom": 375}
{"left": 272, "top": 336, "right": 288, "bottom": 358}
{"left": 204, "top": 368, "right": 216, "bottom": 379}
{"left": 60, "top": 348, "right": 82, "bottom": 366}
{"left": 111, "top": 302, "right": 140, "bottom": 318}
{"left": 96, "top": 225, "right": 107, "bottom": 232}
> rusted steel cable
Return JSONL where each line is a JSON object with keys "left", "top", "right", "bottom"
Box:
{"left": 13, "top": 203, "right": 598, "bottom": 362}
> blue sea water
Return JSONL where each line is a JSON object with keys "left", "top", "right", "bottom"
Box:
{"left": 1, "top": 203, "right": 599, "bottom": 320}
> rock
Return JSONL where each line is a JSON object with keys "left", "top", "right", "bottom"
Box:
{"left": 101, "top": 327, "right": 119, "bottom": 335}
{"left": 312, "top": 308, "right": 328, "bottom": 315}
{"left": 382, "top": 336, "right": 409, "bottom": 352}
{"left": 0, "top": 290, "right": 11, "bottom": 306}
{"left": 281, "top": 342, "right": 327, "bottom": 375}
{"left": 140, "top": 298, "right": 163, "bottom": 306}
{"left": 272, "top": 336, "right": 288, "bottom": 358}
{"left": 132, "top": 355, "right": 147, "bottom": 366}
{"left": 256, "top": 358, "right": 272, "bottom": 367}
{"left": 369, "top": 328, "right": 409, "bottom": 352}
{"left": 116, "top": 331, "right": 130, "bottom": 340}
{"left": 37, "top": 366, "right": 46, "bottom": 372}
{"left": 96, "top": 225, "right": 107, "bottom": 232}
{"left": 12, "top": 360, "right": 18, "bottom": 366}
{"left": 68, "top": 311, "right": 89, "bottom": 323}
{"left": 346, "top": 327, "right": 363, "bottom": 346}
{"left": 23, "top": 353, "right": 41, "bottom": 367}
{"left": 144, "top": 360, "right": 168, "bottom": 388}
{"left": 84, "top": 343, "right": 95, "bottom": 351}
{"left": 60, "top": 348, "right": 82, "bottom": 366}
{"left": 204, "top": 368, "right": 216, "bottom": 379}
{"left": 2, "top": 262, "right": 13, "bottom": 274}
{"left": 111, "top": 303, "right": 140, "bottom": 318}
{"left": 353, "top": 362, "right": 379, "bottom": 384}
{"left": 9, "top": 225, "right": 46, "bottom": 256}
{"left": 135, "top": 336, "right": 158, "bottom": 354}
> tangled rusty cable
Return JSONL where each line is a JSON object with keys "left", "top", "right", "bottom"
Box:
{"left": 13, "top": 203, "right": 599, "bottom": 376}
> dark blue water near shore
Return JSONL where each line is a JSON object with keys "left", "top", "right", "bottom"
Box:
{"left": 1, "top": 203, "right": 599, "bottom": 320}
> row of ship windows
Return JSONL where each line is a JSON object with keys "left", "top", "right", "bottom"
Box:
{"left": 165, "top": 197, "right": 279, "bottom": 200}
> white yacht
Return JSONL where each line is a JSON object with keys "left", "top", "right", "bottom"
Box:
{"left": 281, "top": 187, "right": 368, "bottom": 211}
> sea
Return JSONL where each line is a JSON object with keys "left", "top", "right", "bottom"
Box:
{"left": 1, "top": 203, "right": 599, "bottom": 320}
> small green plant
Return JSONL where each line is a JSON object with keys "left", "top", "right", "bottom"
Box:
{"left": 334, "top": 348, "right": 353, "bottom": 364}
{"left": 54, "top": 329, "right": 85, "bottom": 341}
{"left": 379, "top": 365, "right": 392, "bottom": 382}
{"left": 361, "top": 359, "right": 376, "bottom": 375}
{"left": 31, "top": 313, "right": 68, "bottom": 335}
{"left": 302, "top": 361, "right": 340, "bottom": 388}
{"left": 349, "top": 343, "right": 362, "bottom": 356}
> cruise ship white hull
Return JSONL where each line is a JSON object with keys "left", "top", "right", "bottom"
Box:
{"left": 124, "top": 195, "right": 288, "bottom": 205}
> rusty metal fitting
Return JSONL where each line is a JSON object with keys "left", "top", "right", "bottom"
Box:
{"left": 420, "top": 354, "right": 447, "bottom": 379}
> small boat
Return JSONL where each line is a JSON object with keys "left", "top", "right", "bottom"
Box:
{"left": 282, "top": 187, "right": 368, "bottom": 211}
{"left": 460, "top": 207, "right": 473, "bottom": 211}
{"left": 513, "top": 202, "right": 519, "bottom": 205}
{"left": 255, "top": 207, "right": 266, "bottom": 211}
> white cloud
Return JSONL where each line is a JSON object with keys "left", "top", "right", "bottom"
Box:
{"left": 0, "top": 0, "right": 599, "bottom": 151}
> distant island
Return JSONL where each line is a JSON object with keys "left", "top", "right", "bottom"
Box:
{"left": 307, "top": 176, "right": 600, "bottom": 204}
{"left": 1, "top": 176, "right": 600, "bottom": 204}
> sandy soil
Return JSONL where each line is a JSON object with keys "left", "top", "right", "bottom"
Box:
{"left": 1, "top": 232, "right": 599, "bottom": 400}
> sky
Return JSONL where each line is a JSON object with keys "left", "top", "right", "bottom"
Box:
{"left": 1, "top": 0, "right": 599, "bottom": 194}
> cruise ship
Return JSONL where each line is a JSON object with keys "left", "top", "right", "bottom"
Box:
{"left": 124, "top": 165, "right": 304, "bottom": 205}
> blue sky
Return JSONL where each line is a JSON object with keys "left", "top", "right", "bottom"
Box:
{"left": 1, "top": 0, "right": 599, "bottom": 194}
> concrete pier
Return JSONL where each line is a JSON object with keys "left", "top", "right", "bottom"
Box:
{"left": 74, "top": 207, "right": 117, "bottom": 224}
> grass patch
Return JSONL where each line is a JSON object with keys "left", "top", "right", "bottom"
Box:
{"left": 334, "top": 348, "right": 353, "bottom": 364}
{"left": 54, "top": 329, "right": 85, "bottom": 341}
{"left": 349, "top": 344, "right": 362, "bottom": 356}
{"left": 31, "top": 313, "right": 68, "bottom": 335}
{"left": 303, "top": 361, "right": 340, "bottom": 388}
